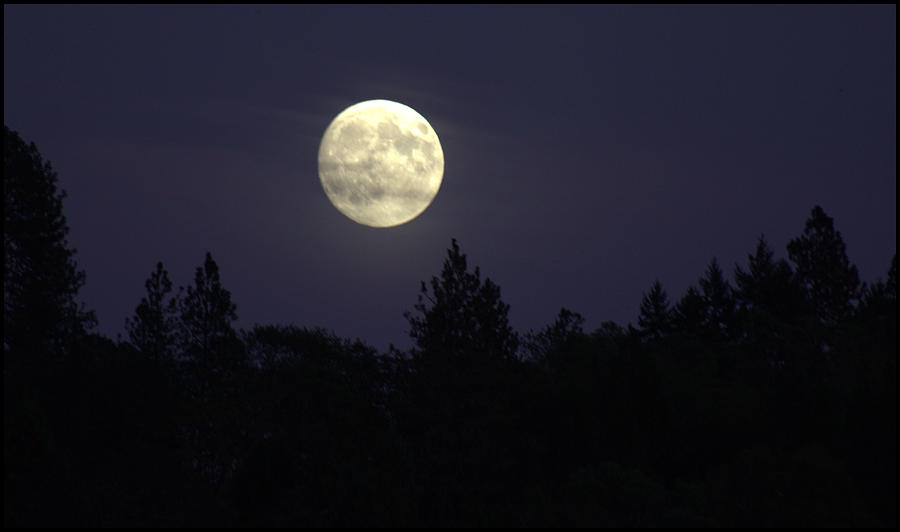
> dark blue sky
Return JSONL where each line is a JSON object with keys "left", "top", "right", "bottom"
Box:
{"left": 4, "top": 5, "right": 896, "bottom": 351}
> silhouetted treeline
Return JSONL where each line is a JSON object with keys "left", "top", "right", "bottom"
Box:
{"left": 4, "top": 126, "right": 896, "bottom": 526}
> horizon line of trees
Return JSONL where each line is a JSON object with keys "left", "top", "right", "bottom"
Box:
{"left": 5, "top": 125, "right": 896, "bottom": 526}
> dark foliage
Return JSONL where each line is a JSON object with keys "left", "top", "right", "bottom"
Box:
{"left": 638, "top": 279, "right": 671, "bottom": 341}
{"left": 405, "top": 238, "right": 519, "bottom": 362}
{"left": 3, "top": 126, "right": 95, "bottom": 363}
{"left": 3, "top": 129, "right": 895, "bottom": 527}
{"left": 787, "top": 205, "right": 861, "bottom": 327}
{"left": 125, "top": 262, "right": 178, "bottom": 361}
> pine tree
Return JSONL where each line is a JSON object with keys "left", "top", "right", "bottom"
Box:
{"left": 699, "top": 257, "right": 735, "bottom": 341}
{"left": 786, "top": 205, "right": 860, "bottom": 326}
{"left": 672, "top": 285, "right": 706, "bottom": 339}
{"left": 3, "top": 126, "right": 95, "bottom": 360}
{"left": 885, "top": 254, "right": 896, "bottom": 300}
{"left": 734, "top": 235, "right": 800, "bottom": 319}
{"left": 734, "top": 235, "right": 810, "bottom": 373}
{"left": 856, "top": 254, "right": 896, "bottom": 341}
{"left": 125, "top": 262, "right": 179, "bottom": 361}
{"left": 177, "top": 252, "right": 245, "bottom": 487}
{"left": 405, "top": 239, "right": 518, "bottom": 361}
{"left": 638, "top": 280, "right": 671, "bottom": 341}
{"left": 525, "top": 307, "right": 586, "bottom": 362}
{"left": 179, "top": 252, "right": 239, "bottom": 366}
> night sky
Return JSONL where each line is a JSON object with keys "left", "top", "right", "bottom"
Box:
{"left": 4, "top": 5, "right": 896, "bottom": 351}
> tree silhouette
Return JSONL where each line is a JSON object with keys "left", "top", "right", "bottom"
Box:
{"left": 236, "top": 325, "right": 410, "bottom": 527}
{"left": 734, "top": 235, "right": 806, "bottom": 329}
{"left": 179, "top": 252, "right": 240, "bottom": 366}
{"left": 3, "top": 126, "right": 94, "bottom": 360}
{"left": 4, "top": 130, "right": 896, "bottom": 530}
{"left": 787, "top": 205, "right": 861, "bottom": 327}
{"left": 699, "top": 258, "right": 736, "bottom": 342}
{"left": 638, "top": 280, "right": 671, "bottom": 341}
{"left": 525, "top": 307, "right": 586, "bottom": 363}
{"left": 400, "top": 240, "right": 529, "bottom": 525}
{"left": 732, "top": 235, "right": 812, "bottom": 381}
{"left": 672, "top": 285, "right": 706, "bottom": 339}
{"left": 887, "top": 254, "right": 897, "bottom": 297}
{"left": 849, "top": 253, "right": 896, "bottom": 525}
{"left": 405, "top": 238, "right": 518, "bottom": 361}
{"left": 125, "top": 262, "right": 179, "bottom": 361}
{"left": 734, "top": 235, "right": 794, "bottom": 314}
{"left": 176, "top": 252, "right": 246, "bottom": 487}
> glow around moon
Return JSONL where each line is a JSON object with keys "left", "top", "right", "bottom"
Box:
{"left": 318, "top": 100, "right": 444, "bottom": 228}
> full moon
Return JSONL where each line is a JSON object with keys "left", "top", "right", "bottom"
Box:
{"left": 318, "top": 99, "right": 445, "bottom": 228}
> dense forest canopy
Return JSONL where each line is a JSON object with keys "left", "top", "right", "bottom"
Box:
{"left": 4, "top": 126, "right": 896, "bottom": 526}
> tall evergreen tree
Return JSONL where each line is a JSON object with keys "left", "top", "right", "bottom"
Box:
{"left": 525, "top": 307, "right": 586, "bottom": 362}
{"left": 734, "top": 235, "right": 812, "bottom": 375}
{"left": 786, "top": 205, "right": 860, "bottom": 326}
{"left": 886, "top": 254, "right": 896, "bottom": 299}
{"left": 734, "top": 235, "right": 801, "bottom": 319}
{"left": 858, "top": 255, "right": 896, "bottom": 316}
{"left": 405, "top": 239, "right": 518, "bottom": 361}
{"left": 179, "top": 252, "right": 239, "bottom": 363}
{"left": 672, "top": 285, "right": 706, "bottom": 339}
{"left": 177, "top": 252, "right": 246, "bottom": 488}
{"left": 401, "top": 240, "right": 527, "bottom": 526}
{"left": 125, "top": 262, "right": 179, "bottom": 361}
{"left": 638, "top": 280, "right": 670, "bottom": 341}
{"left": 856, "top": 253, "right": 897, "bottom": 348}
{"left": 699, "top": 257, "right": 736, "bottom": 341}
{"left": 3, "top": 126, "right": 94, "bottom": 360}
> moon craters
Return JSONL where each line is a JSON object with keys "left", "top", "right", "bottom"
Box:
{"left": 318, "top": 100, "right": 444, "bottom": 228}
